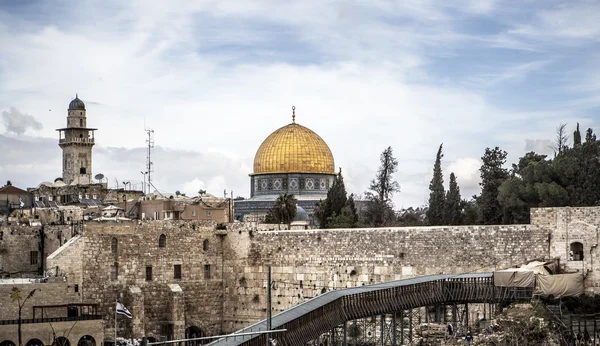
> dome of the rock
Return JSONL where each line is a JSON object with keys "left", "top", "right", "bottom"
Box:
{"left": 253, "top": 123, "right": 334, "bottom": 175}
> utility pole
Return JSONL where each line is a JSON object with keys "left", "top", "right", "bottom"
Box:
{"left": 146, "top": 129, "right": 154, "bottom": 194}
{"left": 266, "top": 265, "right": 272, "bottom": 346}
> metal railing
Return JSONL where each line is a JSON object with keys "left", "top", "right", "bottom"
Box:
{"left": 0, "top": 314, "right": 102, "bottom": 325}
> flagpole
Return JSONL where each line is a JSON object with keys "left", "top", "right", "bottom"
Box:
{"left": 115, "top": 297, "right": 118, "bottom": 346}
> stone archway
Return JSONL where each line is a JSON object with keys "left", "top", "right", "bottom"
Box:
{"left": 52, "top": 337, "right": 71, "bottom": 346}
{"left": 25, "top": 340, "right": 44, "bottom": 346}
{"left": 185, "top": 326, "right": 208, "bottom": 345}
{"left": 77, "top": 336, "right": 96, "bottom": 346}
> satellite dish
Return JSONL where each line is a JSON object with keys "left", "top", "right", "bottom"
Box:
{"left": 95, "top": 173, "right": 104, "bottom": 183}
{"left": 175, "top": 190, "right": 181, "bottom": 196}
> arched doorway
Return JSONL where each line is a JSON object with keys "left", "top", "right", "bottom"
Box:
{"left": 77, "top": 336, "right": 96, "bottom": 346}
{"left": 26, "top": 339, "right": 44, "bottom": 346}
{"left": 53, "top": 337, "right": 71, "bottom": 346}
{"left": 570, "top": 242, "right": 584, "bottom": 261}
{"left": 0, "top": 341, "right": 16, "bottom": 346}
{"left": 185, "top": 326, "right": 208, "bottom": 345}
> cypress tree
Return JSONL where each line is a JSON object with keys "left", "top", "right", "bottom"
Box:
{"left": 316, "top": 168, "right": 348, "bottom": 227}
{"left": 426, "top": 144, "right": 445, "bottom": 225}
{"left": 477, "top": 147, "right": 508, "bottom": 225}
{"left": 573, "top": 123, "right": 582, "bottom": 146}
{"left": 444, "top": 172, "right": 462, "bottom": 225}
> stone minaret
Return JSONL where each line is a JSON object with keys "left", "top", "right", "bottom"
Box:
{"left": 56, "top": 94, "right": 97, "bottom": 184}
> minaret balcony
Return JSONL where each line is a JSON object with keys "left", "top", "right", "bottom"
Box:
{"left": 59, "top": 137, "right": 95, "bottom": 144}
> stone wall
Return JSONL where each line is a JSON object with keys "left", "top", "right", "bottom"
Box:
{"left": 0, "top": 224, "right": 74, "bottom": 278}
{"left": 0, "top": 282, "right": 83, "bottom": 319}
{"left": 220, "top": 224, "right": 550, "bottom": 332}
{"left": 48, "top": 220, "right": 224, "bottom": 341}
{"left": 39, "top": 206, "right": 600, "bottom": 340}
{"left": 0, "top": 319, "right": 104, "bottom": 346}
{"left": 531, "top": 206, "right": 600, "bottom": 293}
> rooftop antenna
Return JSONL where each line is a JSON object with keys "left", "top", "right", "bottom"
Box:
{"left": 146, "top": 128, "right": 154, "bottom": 194}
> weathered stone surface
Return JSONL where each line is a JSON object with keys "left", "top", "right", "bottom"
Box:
{"left": 40, "top": 206, "right": 600, "bottom": 339}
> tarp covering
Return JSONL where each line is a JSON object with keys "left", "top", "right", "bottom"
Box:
{"left": 534, "top": 273, "right": 584, "bottom": 299}
{"left": 494, "top": 270, "right": 536, "bottom": 287}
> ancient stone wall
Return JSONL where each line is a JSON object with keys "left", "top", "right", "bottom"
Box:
{"left": 0, "top": 282, "right": 82, "bottom": 319}
{"left": 0, "top": 319, "right": 104, "bottom": 346}
{"left": 48, "top": 220, "right": 224, "bottom": 341}
{"left": 220, "top": 224, "right": 550, "bottom": 332}
{"left": 0, "top": 224, "right": 74, "bottom": 278}
{"left": 39, "top": 207, "right": 600, "bottom": 339}
{"left": 531, "top": 206, "right": 600, "bottom": 293}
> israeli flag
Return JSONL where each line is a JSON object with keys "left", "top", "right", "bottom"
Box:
{"left": 19, "top": 198, "right": 24, "bottom": 208}
{"left": 116, "top": 302, "right": 132, "bottom": 318}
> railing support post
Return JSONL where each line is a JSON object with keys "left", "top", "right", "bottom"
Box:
{"left": 392, "top": 312, "right": 397, "bottom": 346}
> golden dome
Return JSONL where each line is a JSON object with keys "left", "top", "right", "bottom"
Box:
{"left": 253, "top": 121, "right": 335, "bottom": 175}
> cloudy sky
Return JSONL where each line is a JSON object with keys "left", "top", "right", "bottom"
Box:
{"left": 1, "top": 0, "right": 599, "bottom": 208}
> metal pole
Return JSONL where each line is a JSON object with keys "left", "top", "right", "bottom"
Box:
{"left": 465, "top": 303, "right": 469, "bottom": 328}
{"left": 266, "top": 265, "right": 272, "bottom": 346}
{"left": 392, "top": 312, "right": 396, "bottom": 346}
{"left": 380, "top": 314, "right": 384, "bottom": 346}
{"left": 408, "top": 309, "right": 412, "bottom": 343}
{"left": 400, "top": 311, "right": 404, "bottom": 345}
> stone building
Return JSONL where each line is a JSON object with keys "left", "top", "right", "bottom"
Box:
{"left": 234, "top": 107, "right": 336, "bottom": 221}
{"left": 56, "top": 94, "right": 97, "bottom": 185}
{"left": 0, "top": 183, "right": 32, "bottom": 216}
{"left": 0, "top": 281, "right": 104, "bottom": 345}
{"left": 0, "top": 224, "right": 78, "bottom": 278}
{"left": 134, "top": 193, "right": 232, "bottom": 222}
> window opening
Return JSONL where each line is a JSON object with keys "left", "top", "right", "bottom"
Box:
{"left": 174, "top": 264, "right": 182, "bottom": 279}
{"left": 146, "top": 266, "right": 153, "bottom": 281}
{"left": 570, "top": 242, "right": 584, "bottom": 261}
{"left": 204, "top": 264, "right": 211, "bottom": 279}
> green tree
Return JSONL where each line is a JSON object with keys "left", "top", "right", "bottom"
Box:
{"left": 10, "top": 287, "right": 39, "bottom": 346}
{"left": 586, "top": 128, "right": 596, "bottom": 143}
{"left": 363, "top": 146, "right": 400, "bottom": 227}
{"left": 477, "top": 147, "right": 508, "bottom": 225}
{"left": 270, "top": 194, "right": 297, "bottom": 228}
{"left": 498, "top": 152, "right": 569, "bottom": 223}
{"left": 573, "top": 122, "right": 582, "bottom": 146}
{"left": 443, "top": 172, "right": 462, "bottom": 225}
{"left": 426, "top": 144, "right": 445, "bottom": 225}
{"left": 461, "top": 200, "right": 479, "bottom": 225}
{"left": 315, "top": 169, "right": 349, "bottom": 228}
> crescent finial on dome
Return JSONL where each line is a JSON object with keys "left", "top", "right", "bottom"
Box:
{"left": 292, "top": 106, "right": 296, "bottom": 123}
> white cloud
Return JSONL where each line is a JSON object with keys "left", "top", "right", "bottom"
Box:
{"left": 0, "top": 1, "right": 599, "bottom": 207}
{"left": 1, "top": 107, "right": 43, "bottom": 135}
{"left": 524, "top": 139, "right": 554, "bottom": 156}
{"left": 446, "top": 157, "right": 482, "bottom": 199}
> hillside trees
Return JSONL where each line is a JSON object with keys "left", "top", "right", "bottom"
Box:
{"left": 496, "top": 125, "right": 600, "bottom": 224}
